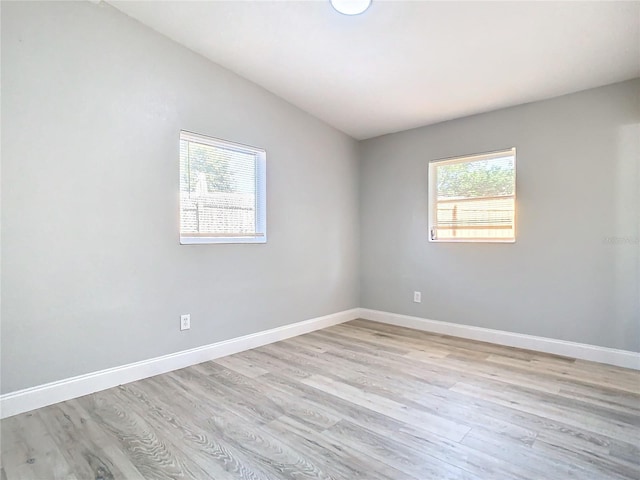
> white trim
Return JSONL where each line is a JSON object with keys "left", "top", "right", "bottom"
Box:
{"left": 428, "top": 147, "right": 516, "bottom": 244}
{"left": 179, "top": 130, "right": 267, "bottom": 246}
{"left": 428, "top": 147, "right": 516, "bottom": 167}
{"left": 358, "top": 309, "right": 640, "bottom": 371}
{"left": 0, "top": 309, "right": 359, "bottom": 419}
{"left": 4, "top": 307, "right": 637, "bottom": 419}
{"left": 180, "top": 235, "right": 266, "bottom": 245}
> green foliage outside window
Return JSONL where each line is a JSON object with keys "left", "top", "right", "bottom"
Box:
{"left": 437, "top": 157, "right": 514, "bottom": 199}
{"left": 180, "top": 140, "right": 234, "bottom": 194}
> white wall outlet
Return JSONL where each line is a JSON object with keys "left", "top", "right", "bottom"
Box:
{"left": 180, "top": 314, "right": 191, "bottom": 331}
{"left": 413, "top": 291, "right": 422, "bottom": 303}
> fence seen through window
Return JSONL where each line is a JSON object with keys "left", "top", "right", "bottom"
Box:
{"left": 179, "top": 131, "right": 266, "bottom": 244}
{"left": 429, "top": 148, "right": 516, "bottom": 242}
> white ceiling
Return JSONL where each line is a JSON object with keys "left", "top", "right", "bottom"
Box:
{"left": 108, "top": 1, "right": 640, "bottom": 140}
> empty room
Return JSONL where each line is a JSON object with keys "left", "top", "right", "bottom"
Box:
{"left": 1, "top": 0, "right": 639, "bottom": 478}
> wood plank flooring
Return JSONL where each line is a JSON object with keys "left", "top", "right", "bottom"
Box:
{"left": 2, "top": 319, "right": 639, "bottom": 479}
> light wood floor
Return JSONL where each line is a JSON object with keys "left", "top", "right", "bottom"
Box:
{"left": 2, "top": 319, "right": 639, "bottom": 479}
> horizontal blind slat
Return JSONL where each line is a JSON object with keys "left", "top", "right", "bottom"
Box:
{"left": 179, "top": 133, "right": 263, "bottom": 238}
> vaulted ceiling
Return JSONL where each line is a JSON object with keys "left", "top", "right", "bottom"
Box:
{"left": 109, "top": 1, "right": 640, "bottom": 140}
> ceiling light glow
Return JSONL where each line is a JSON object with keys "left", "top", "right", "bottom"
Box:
{"left": 330, "top": 0, "right": 371, "bottom": 15}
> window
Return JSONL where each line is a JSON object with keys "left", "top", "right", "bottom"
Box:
{"left": 179, "top": 131, "right": 266, "bottom": 244}
{"left": 429, "top": 148, "right": 516, "bottom": 242}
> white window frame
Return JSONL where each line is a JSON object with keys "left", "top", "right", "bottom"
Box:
{"left": 428, "top": 148, "right": 516, "bottom": 243}
{"left": 179, "top": 131, "right": 266, "bottom": 245}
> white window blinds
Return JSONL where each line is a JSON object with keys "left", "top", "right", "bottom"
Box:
{"left": 429, "top": 148, "right": 516, "bottom": 242}
{"left": 179, "top": 131, "right": 266, "bottom": 244}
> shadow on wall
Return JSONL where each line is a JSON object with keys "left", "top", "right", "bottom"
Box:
{"left": 612, "top": 123, "right": 640, "bottom": 350}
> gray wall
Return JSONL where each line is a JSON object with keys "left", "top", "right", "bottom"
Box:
{"left": 360, "top": 79, "right": 640, "bottom": 352}
{"left": 3, "top": 2, "right": 638, "bottom": 396}
{"left": 1, "top": 1, "right": 360, "bottom": 394}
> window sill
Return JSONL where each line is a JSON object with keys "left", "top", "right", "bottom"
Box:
{"left": 180, "top": 236, "right": 267, "bottom": 245}
{"left": 428, "top": 238, "right": 516, "bottom": 244}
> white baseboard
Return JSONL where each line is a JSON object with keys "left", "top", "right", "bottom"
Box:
{"left": 0, "top": 308, "right": 359, "bottom": 419}
{"left": 4, "top": 307, "right": 637, "bottom": 419}
{"left": 358, "top": 308, "right": 640, "bottom": 371}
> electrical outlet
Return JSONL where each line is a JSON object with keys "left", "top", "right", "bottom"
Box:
{"left": 180, "top": 314, "right": 191, "bottom": 331}
{"left": 413, "top": 291, "right": 422, "bottom": 303}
